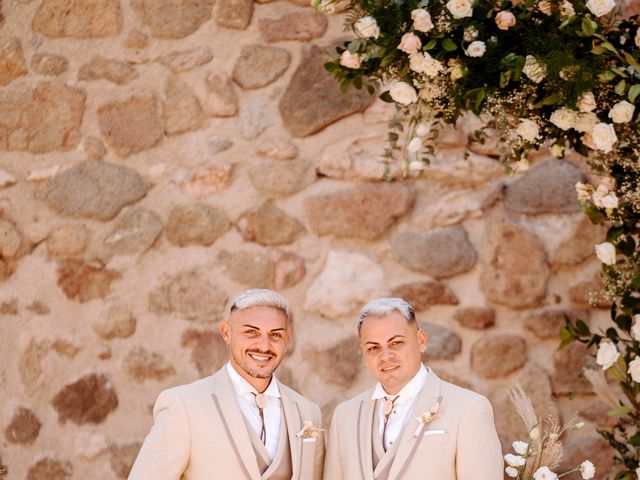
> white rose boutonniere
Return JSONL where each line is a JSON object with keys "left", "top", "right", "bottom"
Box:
{"left": 446, "top": 0, "right": 473, "bottom": 19}
{"left": 295, "top": 421, "right": 323, "bottom": 440}
{"left": 414, "top": 396, "right": 442, "bottom": 436}
{"left": 586, "top": 0, "right": 616, "bottom": 16}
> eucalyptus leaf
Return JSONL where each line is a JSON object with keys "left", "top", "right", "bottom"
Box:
{"left": 628, "top": 84, "right": 640, "bottom": 103}
{"left": 442, "top": 38, "right": 457, "bottom": 51}
{"left": 615, "top": 79, "right": 627, "bottom": 96}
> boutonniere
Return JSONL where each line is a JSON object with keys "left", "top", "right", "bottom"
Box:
{"left": 414, "top": 396, "right": 442, "bottom": 437}
{"left": 296, "top": 421, "right": 323, "bottom": 439}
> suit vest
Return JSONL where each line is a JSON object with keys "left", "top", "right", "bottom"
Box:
{"left": 371, "top": 399, "right": 402, "bottom": 480}
{"left": 243, "top": 409, "right": 293, "bottom": 480}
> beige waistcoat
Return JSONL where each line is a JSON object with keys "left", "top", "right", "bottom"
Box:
{"left": 371, "top": 400, "right": 402, "bottom": 480}
{"left": 244, "top": 410, "right": 293, "bottom": 480}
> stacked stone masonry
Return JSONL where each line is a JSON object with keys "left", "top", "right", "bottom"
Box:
{"left": 0, "top": 0, "right": 620, "bottom": 477}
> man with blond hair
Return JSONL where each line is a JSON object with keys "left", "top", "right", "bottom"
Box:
{"left": 129, "top": 289, "right": 325, "bottom": 480}
{"left": 324, "top": 297, "right": 503, "bottom": 480}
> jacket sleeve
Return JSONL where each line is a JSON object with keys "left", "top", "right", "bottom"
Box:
{"left": 322, "top": 409, "right": 345, "bottom": 480}
{"left": 456, "top": 395, "right": 504, "bottom": 480}
{"left": 128, "top": 389, "right": 190, "bottom": 480}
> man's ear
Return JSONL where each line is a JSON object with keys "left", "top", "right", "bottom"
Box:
{"left": 220, "top": 320, "right": 231, "bottom": 344}
{"left": 417, "top": 328, "right": 428, "bottom": 354}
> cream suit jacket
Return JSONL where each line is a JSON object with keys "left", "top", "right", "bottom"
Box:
{"left": 323, "top": 368, "right": 503, "bottom": 480}
{"left": 128, "top": 368, "right": 325, "bottom": 480}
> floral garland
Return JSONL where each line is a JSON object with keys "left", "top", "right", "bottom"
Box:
{"left": 315, "top": 0, "right": 640, "bottom": 476}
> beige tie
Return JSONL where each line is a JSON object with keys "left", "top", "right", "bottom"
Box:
{"left": 252, "top": 393, "right": 267, "bottom": 444}
{"left": 381, "top": 396, "right": 398, "bottom": 451}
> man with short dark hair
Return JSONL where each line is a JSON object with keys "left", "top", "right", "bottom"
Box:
{"left": 323, "top": 297, "right": 503, "bottom": 480}
{"left": 129, "top": 289, "right": 325, "bottom": 480}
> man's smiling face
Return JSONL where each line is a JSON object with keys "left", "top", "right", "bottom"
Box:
{"left": 220, "top": 306, "right": 290, "bottom": 390}
{"left": 359, "top": 311, "right": 427, "bottom": 394}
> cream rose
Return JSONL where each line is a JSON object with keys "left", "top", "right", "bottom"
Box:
{"left": 409, "top": 52, "right": 443, "bottom": 77}
{"left": 517, "top": 118, "right": 540, "bottom": 142}
{"left": 575, "top": 182, "right": 592, "bottom": 203}
{"left": 398, "top": 32, "right": 422, "bottom": 54}
{"left": 340, "top": 50, "right": 361, "bottom": 69}
{"left": 586, "top": 0, "right": 615, "bottom": 16}
{"left": 578, "top": 91, "right": 596, "bottom": 112}
{"left": 550, "top": 107, "right": 577, "bottom": 130}
{"left": 595, "top": 241, "right": 616, "bottom": 265}
{"left": 590, "top": 122, "right": 617, "bottom": 152}
{"left": 446, "top": 0, "right": 473, "bottom": 18}
{"left": 592, "top": 184, "right": 618, "bottom": 208}
{"left": 522, "top": 55, "right": 547, "bottom": 83}
{"left": 609, "top": 100, "right": 635, "bottom": 123}
{"left": 411, "top": 8, "right": 434, "bottom": 33}
{"left": 632, "top": 314, "right": 640, "bottom": 341}
{"left": 466, "top": 40, "right": 486, "bottom": 57}
{"left": 495, "top": 11, "right": 516, "bottom": 30}
{"left": 636, "top": 28, "right": 640, "bottom": 47}
{"left": 574, "top": 112, "right": 599, "bottom": 133}
{"left": 354, "top": 16, "right": 380, "bottom": 38}
{"left": 389, "top": 82, "right": 418, "bottom": 105}
{"left": 629, "top": 358, "right": 640, "bottom": 383}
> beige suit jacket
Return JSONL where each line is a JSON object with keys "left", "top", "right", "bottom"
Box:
{"left": 128, "top": 368, "right": 325, "bottom": 480}
{"left": 323, "top": 368, "right": 503, "bottom": 480}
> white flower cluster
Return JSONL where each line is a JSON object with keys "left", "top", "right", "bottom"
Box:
{"left": 504, "top": 439, "right": 595, "bottom": 479}
{"left": 596, "top": 315, "right": 640, "bottom": 382}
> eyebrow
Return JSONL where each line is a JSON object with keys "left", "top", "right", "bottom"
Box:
{"left": 364, "top": 334, "right": 406, "bottom": 346}
{"left": 241, "top": 324, "right": 287, "bottom": 333}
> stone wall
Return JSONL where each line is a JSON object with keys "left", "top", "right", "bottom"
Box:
{"left": 0, "top": 0, "right": 618, "bottom": 478}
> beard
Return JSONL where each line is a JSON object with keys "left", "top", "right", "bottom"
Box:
{"left": 232, "top": 349, "right": 280, "bottom": 380}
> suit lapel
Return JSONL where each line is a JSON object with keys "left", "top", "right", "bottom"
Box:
{"left": 388, "top": 369, "right": 443, "bottom": 480}
{"left": 210, "top": 370, "right": 262, "bottom": 480}
{"left": 357, "top": 395, "right": 375, "bottom": 480}
{"left": 280, "top": 385, "right": 302, "bottom": 480}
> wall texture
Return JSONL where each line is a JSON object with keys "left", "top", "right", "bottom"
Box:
{"left": 0, "top": 0, "right": 623, "bottom": 478}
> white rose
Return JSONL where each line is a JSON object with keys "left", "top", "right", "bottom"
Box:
{"left": 340, "top": 50, "right": 361, "bottom": 69}
{"left": 409, "top": 52, "right": 443, "bottom": 77}
{"left": 506, "top": 466, "right": 519, "bottom": 478}
{"left": 446, "top": 0, "right": 473, "bottom": 18}
{"left": 398, "top": 32, "right": 422, "bottom": 54}
{"left": 609, "top": 100, "right": 635, "bottom": 123}
{"left": 574, "top": 112, "right": 599, "bottom": 133}
{"left": 407, "top": 137, "right": 423, "bottom": 152}
{"left": 596, "top": 339, "right": 620, "bottom": 370}
{"left": 550, "top": 107, "right": 577, "bottom": 130}
{"left": 533, "top": 466, "right": 558, "bottom": 480}
{"left": 466, "top": 40, "right": 486, "bottom": 57}
{"left": 517, "top": 118, "right": 540, "bottom": 142}
{"left": 590, "top": 122, "right": 617, "bottom": 152}
{"left": 595, "top": 241, "right": 616, "bottom": 265}
{"left": 389, "top": 82, "right": 418, "bottom": 105}
{"left": 629, "top": 357, "right": 640, "bottom": 383}
{"left": 411, "top": 8, "right": 434, "bottom": 33}
{"left": 354, "top": 16, "right": 380, "bottom": 39}
{"left": 504, "top": 454, "right": 526, "bottom": 467}
{"left": 592, "top": 184, "right": 618, "bottom": 208}
{"left": 522, "top": 55, "right": 547, "bottom": 83}
{"left": 560, "top": 0, "right": 575, "bottom": 17}
{"left": 586, "top": 0, "right": 615, "bottom": 16}
{"left": 575, "top": 182, "right": 592, "bottom": 203}
{"left": 580, "top": 460, "right": 595, "bottom": 480}
{"left": 636, "top": 28, "right": 640, "bottom": 47}
{"left": 512, "top": 441, "right": 528, "bottom": 455}
{"left": 578, "top": 92, "right": 596, "bottom": 112}
{"left": 495, "top": 10, "right": 516, "bottom": 30}
{"left": 632, "top": 314, "right": 640, "bottom": 341}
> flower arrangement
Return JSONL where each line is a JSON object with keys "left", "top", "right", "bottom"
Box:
{"left": 413, "top": 395, "right": 442, "bottom": 436}
{"left": 504, "top": 386, "right": 595, "bottom": 480}
{"left": 315, "top": 0, "right": 640, "bottom": 173}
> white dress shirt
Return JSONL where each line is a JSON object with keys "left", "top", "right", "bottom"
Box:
{"left": 226, "top": 362, "right": 282, "bottom": 460}
{"left": 372, "top": 365, "right": 429, "bottom": 451}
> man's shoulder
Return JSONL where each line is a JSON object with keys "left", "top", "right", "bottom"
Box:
{"left": 436, "top": 376, "right": 491, "bottom": 411}
{"left": 278, "top": 381, "right": 320, "bottom": 412}
{"left": 333, "top": 388, "right": 373, "bottom": 416}
{"left": 159, "top": 369, "right": 224, "bottom": 401}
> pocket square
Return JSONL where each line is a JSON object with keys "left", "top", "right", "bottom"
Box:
{"left": 302, "top": 437, "right": 317, "bottom": 444}
{"left": 424, "top": 429, "right": 446, "bottom": 436}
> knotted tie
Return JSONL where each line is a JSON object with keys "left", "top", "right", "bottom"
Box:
{"left": 381, "top": 396, "right": 398, "bottom": 451}
{"left": 251, "top": 393, "right": 267, "bottom": 444}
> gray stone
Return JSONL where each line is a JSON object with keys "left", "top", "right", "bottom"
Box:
{"left": 218, "top": 250, "right": 275, "bottom": 288}
{"left": 479, "top": 214, "right": 549, "bottom": 308}
{"left": 551, "top": 342, "right": 593, "bottom": 396}
{"left": 237, "top": 202, "right": 304, "bottom": 246}
{"left": 305, "top": 183, "right": 413, "bottom": 241}
{"left": 0, "top": 82, "right": 85, "bottom": 153}
{"left": 26, "top": 457, "right": 72, "bottom": 480}
{"left": 157, "top": 46, "right": 213, "bottom": 73}
{"left": 552, "top": 215, "right": 604, "bottom": 266}
{"left": 232, "top": 45, "right": 291, "bottom": 89}
{"left": 131, "top": 0, "right": 214, "bottom": 39}
{"left": 248, "top": 158, "right": 315, "bottom": 199}
{"left": 47, "top": 224, "right": 91, "bottom": 258}
{"left": 149, "top": 270, "right": 228, "bottom": 321}
{"left": 205, "top": 72, "right": 238, "bottom": 117}
{"left": 391, "top": 281, "right": 459, "bottom": 310}
{"left": 471, "top": 335, "right": 527, "bottom": 378}
{"left": 93, "top": 305, "right": 136, "bottom": 339}
{"left": 524, "top": 308, "right": 588, "bottom": 339}
{"left": 33, "top": 0, "right": 122, "bottom": 38}
{"left": 78, "top": 56, "right": 137, "bottom": 85}
{"left": 124, "top": 346, "right": 176, "bottom": 382}
{"left": 52, "top": 373, "right": 118, "bottom": 424}
{"left": 163, "top": 75, "right": 205, "bottom": 135}
{"left": 4, "top": 407, "right": 41, "bottom": 445}
{"left": 166, "top": 204, "right": 229, "bottom": 246}
{"left": 0, "top": 38, "right": 27, "bottom": 86}
{"left": 109, "top": 442, "right": 141, "bottom": 479}
{"left": 305, "top": 336, "right": 362, "bottom": 388}
{"left": 208, "top": 138, "right": 233, "bottom": 154}
{"left": 101, "top": 208, "right": 163, "bottom": 259}
{"left": 57, "top": 259, "right": 121, "bottom": 303}
{"left": 505, "top": 159, "right": 583, "bottom": 214}
{"left": 97, "top": 95, "right": 164, "bottom": 157}
{"left": 392, "top": 226, "right": 477, "bottom": 279}
{"left": 181, "top": 328, "right": 228, "bottom": 376}
{"left": 279, "top": 44, "right": 374, "bottom": 137}
{"left": 259, "top": 12, "right": 328, "bottom": 42}
{"left": 452, "top": 307, "right": 495, "bottom": 330}
{"left": 239, "top": 98, "right": 275, "bottom": 139}
{"left": 420, "top": 323, "right": 462, "bottom": 360}
{"left": 215, "top": 0, "right": 253, "bottom": 29}
{"left": 42, "top": 160, "right": 152, "bottom": 221}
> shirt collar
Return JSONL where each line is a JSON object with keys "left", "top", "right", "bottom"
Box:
{"left": 371, "top": 364, "right": 428, "bottom": 400}
{"left": 226, "top": 361, "right": 281, "bottom": 398}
